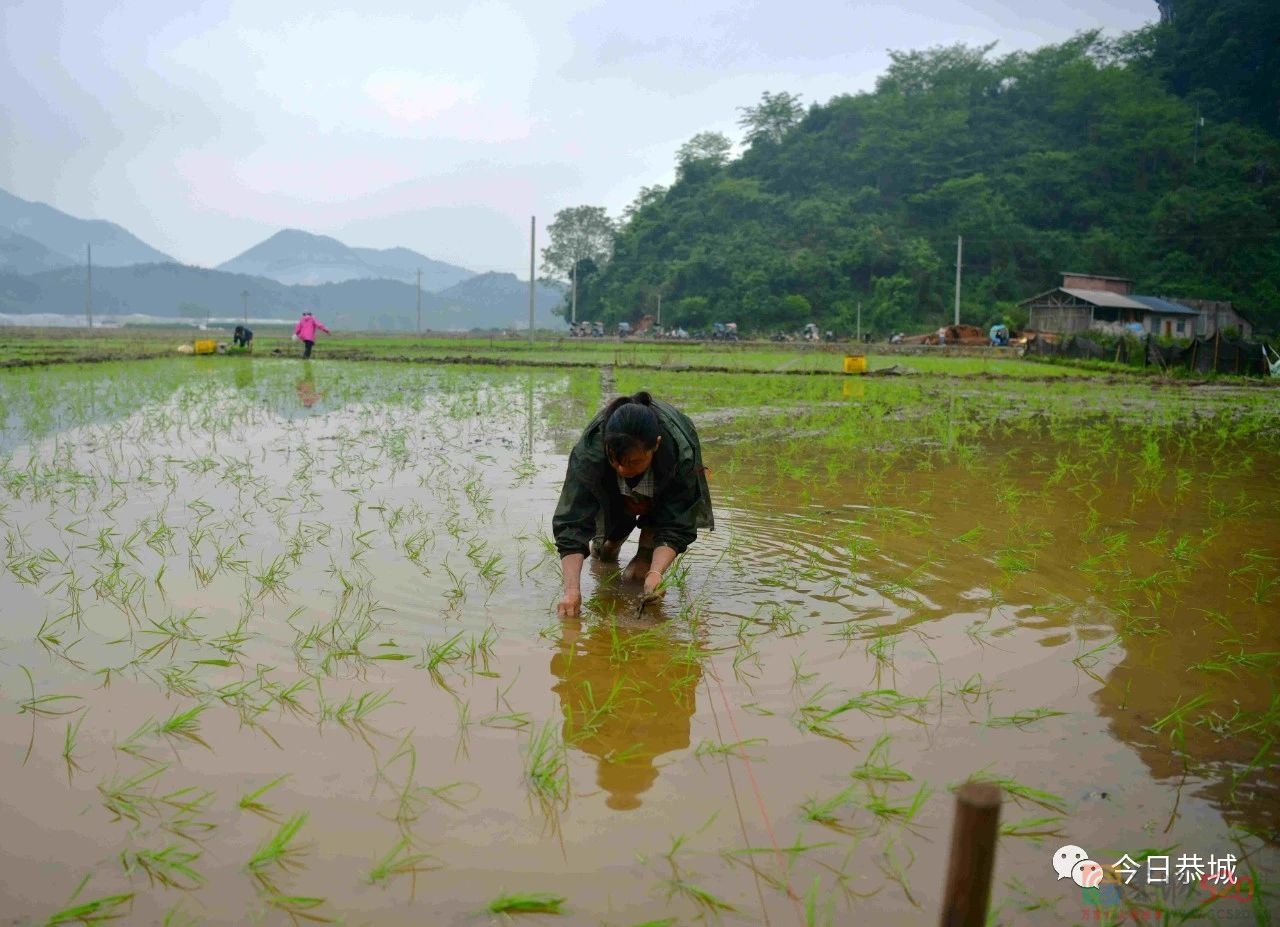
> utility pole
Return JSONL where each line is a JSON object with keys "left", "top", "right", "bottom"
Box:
{"left": 85, "top": 244, "right": 93, "bottom": 331}
{"left": 953, "top": 235, "right": 963, "bottom": 326}
{"left": 657, "top": 293, "right": 661, "bottom": 328}
{"left": 528, "top": 216, "right": 536, "bottom": 344}
{"left": 856, "top": 301, "right": 862, "bottom": 343}
{"left": 416, "top": 269, "right": 422, "bottom": 336}
{"left": 241, "top": 289, "right": 249, "bottom": 326}
{"left": 1193, "top": 106, "right": 1203, "bottom": 166}
{"left": 570, "top": 261, "right": 577, "bottom": 326}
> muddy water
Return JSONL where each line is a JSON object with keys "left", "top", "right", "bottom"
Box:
{"left": 0, "top": 358, "right": 1277, "bottom": 926}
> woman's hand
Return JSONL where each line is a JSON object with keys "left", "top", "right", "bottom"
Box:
{"left": 640, "top": 570, "right": 666, "bottom": 607}
{"left": 558, "top": 553, "right": 585, "bottom": 618}
{"left": 556, "top": 589, "right": 582, "bottom": 619}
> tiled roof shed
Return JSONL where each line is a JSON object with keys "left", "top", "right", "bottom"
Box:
{"left": 1060, "top": 288, "right": 1149, "bottom": 310}
{"left": 1130, "top": 296, "right": 1199, "bottom": 316}
{"left": 1021, "top": 273, "right": 1252, "bottom": 338}
{"left": 1023, "top": 288, "right": 1205, "bottom": 335}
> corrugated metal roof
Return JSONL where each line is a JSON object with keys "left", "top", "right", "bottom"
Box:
{"left": 1060, "top": 288, "right": 1149, "bottom": 310}
{"left": 1130, "top": 295, "right": 1201, "bottom": 316}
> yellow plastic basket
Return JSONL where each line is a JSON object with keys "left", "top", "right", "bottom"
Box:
{"left": 843, "top": 354, "right": 867, "bottom": 374}
{"left": 193, "top": 339, "right": 216, "bottom": 355}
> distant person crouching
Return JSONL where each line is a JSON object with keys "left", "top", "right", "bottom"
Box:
{"left": 233, "top": 325, "right": 254, "bottom": 349}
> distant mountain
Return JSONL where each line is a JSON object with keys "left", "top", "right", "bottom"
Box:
{"left": 0, "top": 262, "right": 565, "bottom": 331}
{"left": 349, "top": 245, "right": 474, "bottom": 290}
{"left": 0, "top": 227, "right": 76, "bottom": 275}
{"left": 217, "top": 229, "right": 476, "bottom": 290}
{"left": 0, "top": 188, "right": 175, "bottom": 267}
{"left": 436, "top": 272, "right": 564, "bottom": 319}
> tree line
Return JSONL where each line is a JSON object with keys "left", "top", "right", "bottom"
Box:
{"left": 540, "top": 2, "right": 1280, "bottom": 336}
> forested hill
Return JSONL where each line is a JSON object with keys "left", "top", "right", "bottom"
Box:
{"left": 585, "top": 23, "right": 1280, "bottom": 336}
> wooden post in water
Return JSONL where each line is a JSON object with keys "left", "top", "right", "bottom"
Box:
{"left": 938, "top": 781, "right": 1002, "bottom": 927}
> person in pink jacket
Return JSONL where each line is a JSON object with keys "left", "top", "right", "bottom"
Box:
{"left": 293, "top": 311, "right": 331, "bottom": 358}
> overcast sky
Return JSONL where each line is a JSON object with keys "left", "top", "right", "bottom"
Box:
{"left": 0, "top": 0, "right": 1159, "bottom": 277}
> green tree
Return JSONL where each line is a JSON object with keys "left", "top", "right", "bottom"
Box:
{"left": 676, "top": 131, "right": 733, "bottom": 176}
{"left": 541, "top": 206, "right": 616, "bottom": 324}
{"left": 1149, "top": 0, "right": 1280, "bottom": 138}
{"left": 620, "top": 185, "right": 668, "bottom": 228}
{"left": 737, "top": 91, "right": 804, "bottom": 147}
{"left": 583, "top": 31, "right": 1280, "bottom": 335}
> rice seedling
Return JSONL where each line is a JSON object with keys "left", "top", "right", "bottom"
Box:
{"left": 441, "top": 557, "right": 470, "bottom": 607}
{"left": 795, "top": 685, "right": 928, "bottom": 742}
{"left": 97, "top": 764, "right": 171, "bottom": 826}
{"left": 487, "top": 891, "right": 567, "bottom": 914}
{"left": 35, "top": 613, "right": 87, "bottom": 670}
{"left": 239, "top": 775, "right": 290, "bottom": 821}
{"left": 961, "top": 771, "right": 1067, "bottom": 814}
{"left": 655, "top": 831, "right": 737, "bottom": 918}
{"left": 1148, "top": 693, "right": 1214, "bottom": 751}
{"left": 41, "top": 875, "right": 134, "bottom": 926}
{"left": 693, "top": 737, "right": 767, "bottom": 761}
{"left": 246, "top": 813, "right": 312, "bottom": 892}
{"left": 6, "top": 540, "right": 59, "bottom": 586}
{"left": 120, "top": 844, "right": 205, "bottom": 890}
{"left": 159, "top": 901, "right": 200, "bottom": 927}
{"left": 18, "top": 665, "right": 85, "bottom": 763}
{"left": 252, "top": 553, "right": 295, "bottom": 601}
{"left": 982, "top": 707, "right": 1067, "bottom": 729}
{"left": 561, "top": 677, "right": 630, "bottom": 746}
{"left": 849, "top": 735, "right": 913, "bottom": 784}
{"left": 803, "top": 875, "right": 837, "bottom": 927}
{"left": 860, "top": 782, "right": 932, "bottom": 830}
{"left": 366, "top": 836, "right": 440, "bottom": 896}
{"left": 150, "top": 703, "right": 212, "bottom": 751}
{"left": 1071, "top": 635, "right": 1122, "bottom": 676}
{"left": 1189, "top": 649, "right": 1280, "bottom": 677}
{"left": 997, "top": 815, "right": 1066, "bottom": 844}
{"left": 62, "top": 711, "right": 89, "bottom": 783}
{"left": 875, "top": 836, "right": 918, "bottom": 908}
{"left": 986, "top": 875, "right": 1060, "bottom": 922}
{"left": 319, "top": 688, "right": 395, "bottom": 743}
{"left": 523, "top": 721, "right": 570, "bottom": 819}
{"left": 418, "top": 629, "right": 469, "bottom": 689}
{"left": 464, "top": 624, "right": 500, "bottom": 676}
{"left": 799, "top": 784, "right": 860, "bottom": 831}
{"left": 259, "top": 892, "right": 333, "bottom": 924}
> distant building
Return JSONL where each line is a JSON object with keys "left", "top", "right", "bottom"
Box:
{"left": 1021, "top": 273, "right": 1253, "bottom": 339}
{"left": 1167, "top": 298, "right": 1254, "bottom": 339}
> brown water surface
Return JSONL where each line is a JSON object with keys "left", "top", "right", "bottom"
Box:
{"left": 0, "top": 359, "right": 1276, "bottom": 925}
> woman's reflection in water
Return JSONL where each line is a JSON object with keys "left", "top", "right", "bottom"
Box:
{"left": 550, "top": 569, "right": 702, "bottom": 811}
{"left": 296, "top": 362, "right": 320, "bottom": 408}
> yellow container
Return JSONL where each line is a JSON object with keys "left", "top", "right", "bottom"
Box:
{"left": 193, "top": 339, "right": 216, "bottom": 355}
{"left": 843, "top": 354, "right": 867, "bottom": 374}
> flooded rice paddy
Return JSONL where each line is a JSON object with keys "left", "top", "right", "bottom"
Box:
{"left": 0, "top": 357, "right": 1277, "bottom": 926}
